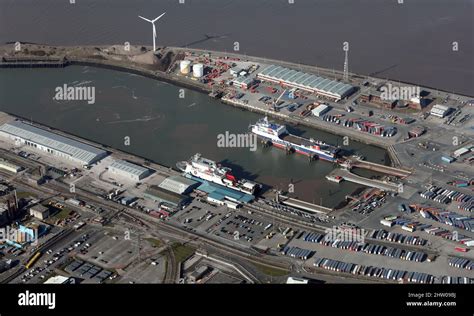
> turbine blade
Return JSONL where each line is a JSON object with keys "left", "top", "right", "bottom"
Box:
{"left": 138, "top": 15, "right": 152, "bottom": 23}
{"left": 153, "top": 24, "right": 156, "bottom": 38}
{"left": 152, "top": 12, "right": 166, "bottom": 23}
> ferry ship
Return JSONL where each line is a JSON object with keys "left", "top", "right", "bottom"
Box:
{"left": 250, "top": 117, "right": 340, "bottom": 162}
{"left": 176, "top": 153, "right": 259, "bottom": 195}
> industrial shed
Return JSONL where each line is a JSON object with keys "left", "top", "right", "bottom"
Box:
{"left": 232, "top": 76, "right": 255, "bottom": 89}
{"left": 311, "top": 104, "right": 331, "bottom": 117}
{"left": 108, "top": 160, "right": 152, "bottom": 181}
{"left": 0, "top": 120, "right": 107, "bottom": 166}
{"left": 196, "top": 180, "right": 254, "bottom": 203}
{"left": 0, "top": 159, "right": 22, "bottom": 173}
{"left": 29, "top": 204, "right": 50, "bottom": 220}
{"left": 158, "top": 175, "right": 199, "bottom": 194}
{"left": 258, "top": 65, "right": 354, "bottom": 101}
{"left": 144, "top": 185, "right": 190, "bottom": 208}
{"left": 453, "top": 147, "right": 471, "bottom": 158}
{"left": 44, "top": 275, "right": 73, "bottom": 284}
{"left": 430, "top": 104, "right": 451, "bottom": 118}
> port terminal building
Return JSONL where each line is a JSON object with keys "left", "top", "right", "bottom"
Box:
{"left": 257, "top": 65, "right": 355, "bottom": 101}
{"left": 0, "top": 120, "right": 107, "bottom": 166}
{"left": 193, "top": 178, "right": 254, "bottom": 204}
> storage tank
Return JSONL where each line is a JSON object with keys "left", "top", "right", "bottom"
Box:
{"left": 180, "top": 60, "right": 191, "bottom": 74}
{"left": 193, "top": 63, "right": 204, "bottom": 78}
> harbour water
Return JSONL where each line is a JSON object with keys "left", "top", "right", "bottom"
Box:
{"left": 0, "top": 65, "right": 390, "bottom": 207}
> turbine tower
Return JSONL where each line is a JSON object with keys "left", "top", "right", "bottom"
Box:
{"left": 343, "top": 49, "right": 349, "bottom": 82}
{"left": 138, "top": 12, "right": 166, "bottom": 52}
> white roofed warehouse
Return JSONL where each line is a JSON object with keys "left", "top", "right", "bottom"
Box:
{"left": 257, "top": 65, "right": 355, "bottom": 101}
{"left": 158, "top": 175, "right": 199, "bottom": 195}
{"left": 311, "top": 104, "right": 331, "bottom": 117}
{"left": 430, "top": 104, "right": 451, "bottom": 118}
{"left": 0, "top": 159, "right": 22, "bottom": 173}
{"left": 0, "top": 120, "right": 107, "bottom": 166}
{"left": 108, "top": 160, "right": 152, "bottom": 181}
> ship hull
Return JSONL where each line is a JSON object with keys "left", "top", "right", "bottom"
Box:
{"left": 253, "top": 132, "right": 337, "bottom": 162}
{"left": 178, "top": 159, "right": 257, "bottom": 195}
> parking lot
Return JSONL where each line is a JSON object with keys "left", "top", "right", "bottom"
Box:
{"left": 18, "top": 228, "right": 92, "bottom": 284}
{"left": 77, "top": 229, "right": 139, "bottom": 269}
{"left": 312, "top": 257, "right": 436, "bottom": 284}
{"left": 119, "top": 257, "right": 166, "bottom": 284}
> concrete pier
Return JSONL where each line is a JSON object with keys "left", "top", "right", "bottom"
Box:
{"left": 329, "top": 168, "right": 401, "bottom": 192}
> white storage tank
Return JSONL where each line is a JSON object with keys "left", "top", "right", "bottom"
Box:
{"left": 193, "top": 63, "right": 204, "bottom": 78}
{"left": 180, "top": 60, "right": 191, "bottom": 74}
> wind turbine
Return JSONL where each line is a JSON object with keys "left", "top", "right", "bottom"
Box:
{"left": 138, "top": 12, "right": 166, "bottom": 52}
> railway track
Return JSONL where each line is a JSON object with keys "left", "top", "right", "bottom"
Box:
{"left": 14, "top": 177, "right": 292, "bottom": 277}
{"left": 0, "top": 228, "right": 74, "bottom": 284}
{"left": 163, "top": 246, "right": 177, "bottom": 284}
{"left": 4, "top": 176, "right": 443, "bottom": 285}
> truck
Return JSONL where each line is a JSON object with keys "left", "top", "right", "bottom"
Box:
{"left": 455, "top": 246, "right": 469, "bottom": 253}
{"left": 264, "top": 223, "right": 273, "bottom": 231}
{"left": 380, "top": 219, "right": 394, "bottom": 227}
{"left": 73, "top": 221, "right": 86, "bottom": 230}
{"left": 402, "top": 225, "right": 415, "bottom": 233}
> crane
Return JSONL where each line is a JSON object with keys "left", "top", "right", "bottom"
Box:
{"left": 272, "top": 89, "right": 287, "bottom": 111}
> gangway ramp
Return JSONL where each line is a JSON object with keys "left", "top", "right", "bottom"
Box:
{"left": 330, "top": 169, "right": 401, "bottom": 192}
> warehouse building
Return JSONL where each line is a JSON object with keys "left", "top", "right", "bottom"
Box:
{"left": 230, "top": 67, "right": 242, "bottom": 77}
{"left": 29, "top": 204, "right": 50, "bottom": 220}
{"left": 430, "top": 104, "right": 451, "bottom": 118}
{"left": 0, "top": 159, "right": 22, "bottom": 173}
{"left": 189, "top": 265, "right": 212, "bottom": 283}
{"left": 258, "top": 65, "right": 355, "bottom": 101}
{"left": 311, "top": 104, "right": 331, "bottom": 117}
{"left": 0, "top": 120, "right": 107, "bottom": 166}
{"left": 441, "top": 156, "right": 455, "bottom": 164}
{"left": 232, "top": 76, "right": 255, "bottom": 89}
{"left": 408, "top": 126, "right": 426, "bottom": 138}
{"left": 195, "top": 180, "right": 254, "bottom": 203}
{"left": 158, "top": 175, "right": 199, "bottom": 195}
{"left": 144, "top": 185, "right": 190, "bottom": 208}
{"left": 286, "top": 276, "right": 309, "bottom": 284}
{"left": 359, "top": 91, "right": 396, "bottom": 109}
{"left": 108, "top": 160, "right": 152, "bottom": 182}
{"left": 453, "top": 146, "right": 471, "bottom": 158}
{"left": 207, "top": 192, "right": 226, "bottom": 206}
{"left": 44, "top": 275, "right": 74, "bottom": 284}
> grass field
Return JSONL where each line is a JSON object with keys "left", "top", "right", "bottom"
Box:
{"left": 171, "top": 243, "right": 195, "bottom": 263}
{"left": 252, "top": 262, "right": 289, "bottom": 277}
{"left": 48, "top": 208, "right": 71, "bottom": 222}
{"left": 145, "top": 238, "right": 161, "bottom": 248}
{"left": 16, "top": 191, "right": 37, "bottom": 199}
